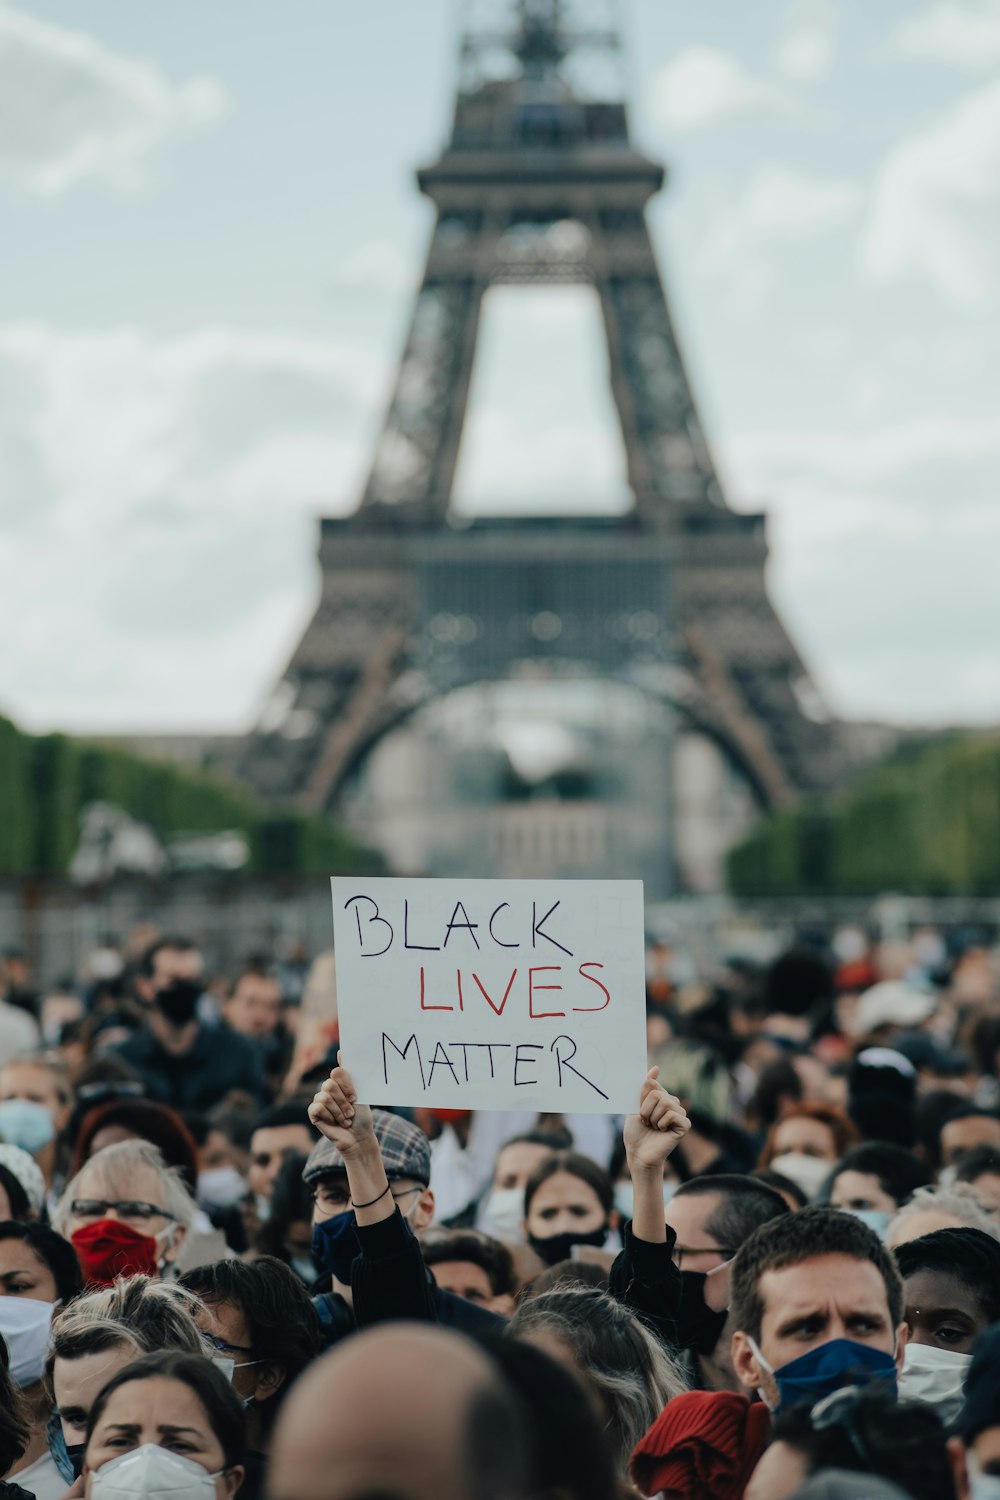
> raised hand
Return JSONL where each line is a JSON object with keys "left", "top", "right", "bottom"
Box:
{"left": 307, "top": 1055, "right": 376, "bottom": 1158}
{"left": 623, "top": 1066, "right": 690, "bottom": 1171}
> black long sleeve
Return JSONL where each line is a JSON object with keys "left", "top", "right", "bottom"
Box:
{"left": 608, "top": 1219, "right": 682, "bottom": 1350}
{"left": 352, "top": 1210, "right": 505, "bottom": 1338}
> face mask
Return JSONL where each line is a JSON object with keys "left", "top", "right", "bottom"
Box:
{"left": 845, "top": 1207, "right": 892, "bottom": 1240}
{"left": 90, "top": 1442, "right": 223, "bottom": 1499}
{"left": 0, "top": 1098, "right": 55, "bottom": 1157}
{"left": 527, "top": 1224, "right": 608, "bottom": 1268}
{"left": 197, "top": 1166, "right": 246, "bottom": 1210}
{"left": 768, "top": 1152, "right": 832, "bottom": 1202}
{"left": 0, "top": 1294, "right": 55, "bottom": 1386}
{"left": 899, "top": 1342, "right": 970, "bottom": 1424}
{"left": 749, "top": 1334, "right": 897, "bottom": 1412}
{"left": 613, "top": 1182, "right": 634, "bottom": 1220}
{"left": 969, "top": 1461, "right": 1000, "bottom": 1500}
{"left": 612, "top": 1181, "right": 676, "bottom": 1220}
{"left": 312, "top": 1209, "right": 361, "bottom": 1283}
{"left": 678, "top": 1268, "right": 730, "bottom": 1356}
{"left": 479, "top": 1187, "right": 525, "bottom": 1244}
{"left": 155, "top": 980, "right": 202, "bottom": 1028}
{"left": 291, "top": 1254, "right": 319, "bottom": 1286}
{"left": 72, "top": 1219, "right": 159, "bottom": 1286}
{"left": 254, "top": 1192, "right": 272, "bottom": 1225}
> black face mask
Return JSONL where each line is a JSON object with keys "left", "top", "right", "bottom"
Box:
{"left": 677, "top": 1269, "right": 729, "bottom": 1356}
{"left": 527, "top": 1224, "right": 608, "bottom": 1268}
{"left": 155, "top": 979, "right": 201, "bottom": 1028}
{"left": 66, "top": 1443, "right": 85, "bottom": 1480}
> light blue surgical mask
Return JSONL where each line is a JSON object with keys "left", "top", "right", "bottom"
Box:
{"left": 0, "top": 1098, "right": 55, "bottom": 1157}
{"left": 846, "top": 1208, "right": 892, "bottom": 1241}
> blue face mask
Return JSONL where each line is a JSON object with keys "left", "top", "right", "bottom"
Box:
{"left": 312, "top": 1210, "right": 360, "bottom": 1285}
{"left": 846, "top": 1208, "right": 892, "bottom": 1241}
{"left": 750, "top": 1336, "right": 897, "bottom": 1412}
{"left": 0, "top": 1099, "right": 55, "bottom": 1157}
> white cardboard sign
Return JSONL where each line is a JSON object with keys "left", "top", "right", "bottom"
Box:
{"left": 331, "top": 877, "right": 646, "bottom": 1114}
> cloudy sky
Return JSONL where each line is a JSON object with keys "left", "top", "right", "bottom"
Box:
{"left": 1, "top": 0, "right": 999, "bottom": 735}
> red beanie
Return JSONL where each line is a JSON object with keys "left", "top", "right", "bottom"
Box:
{"left": 630, "top": 1391, "right": 771, "bottom": 1500}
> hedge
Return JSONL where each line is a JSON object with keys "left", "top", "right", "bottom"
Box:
{"left": 0, "top": 716, "right": 376, "bottom": 878}
{"left": 727, "top": 735, "right": 1000, "bottom": 897}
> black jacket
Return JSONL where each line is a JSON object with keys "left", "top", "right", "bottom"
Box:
{"left": 115, "top": 1022, "right": 265, "bottom": 1111}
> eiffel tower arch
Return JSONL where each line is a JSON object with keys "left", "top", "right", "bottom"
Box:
{"left": 238, "top": 1, "right": 847, "bottom": 894}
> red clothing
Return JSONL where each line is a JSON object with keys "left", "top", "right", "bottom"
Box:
{"left": 630, "top": 1391, "right": 770, "bottom": 1500}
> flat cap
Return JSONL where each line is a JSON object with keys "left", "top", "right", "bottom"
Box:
{"left": 302, "top": 1108, "right": 431, "bottom": 1187}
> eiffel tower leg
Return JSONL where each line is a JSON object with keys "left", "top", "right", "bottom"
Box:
{"left": 360, "top": 229, "right": 488, "bottom": 519}
{"left": 592, "top": 226, "right": 723, "bottom": 516}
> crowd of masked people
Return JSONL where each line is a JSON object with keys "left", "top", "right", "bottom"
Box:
{"left": 3, "top": 925, "right": 1000, "bottom": 1499}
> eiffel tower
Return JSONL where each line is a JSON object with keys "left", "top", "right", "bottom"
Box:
{"left": 238, "top": 0, "right": 845, "bottom": 888}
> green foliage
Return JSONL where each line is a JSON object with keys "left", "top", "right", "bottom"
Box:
{"left": 727, "top": 735, "right": 1000, "bottom": 897}
{"left": 0, "top": 715, "right": 374, "bottom": 878}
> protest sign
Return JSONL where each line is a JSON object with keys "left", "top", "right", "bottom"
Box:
{"left": 331, "top": 877, "right": 646, "bottom": 1114}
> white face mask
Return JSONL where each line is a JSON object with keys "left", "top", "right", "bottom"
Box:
{"left": 969, "top": 1459, "right": 1000, "bottom": 1500}
{"left": 479, "top": 1186, "right": 525, "bottom": 1243}
{"left": 90, "top": 1442, "right": 223, "bottom": 1498}
{"left": 0, "top": 1294, "right": 55, "bottom": 1387}
{"left": 899, "top": 1342, "right": 971, "bottom": 1424}
{"left": 768, "top": 1152, "right": 831, "bottom": 1202}
{"left": 197, "top": 1167, "right": 246, "bottom": 1210}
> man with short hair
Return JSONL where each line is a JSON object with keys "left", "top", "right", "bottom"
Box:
{"left": 729, "top": 1207, "right": 906, "bottom": 1412}
{"left": 268, "top": 1323, "right": 531, "bottom": 1500}
{"left": 666, "top": 1174, "right": 790, "bottom": 1390}
{"left": 117, "top": 938, "right": 265, "bottom": 1110}
{"left": 424, "top": 1229, "right": 517, "bottom": 1316}
{"left": 248, "top": 1104, "right": 318, "bottom": 1219}
{"left": 940, "top": 1105, "right": 1000, "bottom": 1170}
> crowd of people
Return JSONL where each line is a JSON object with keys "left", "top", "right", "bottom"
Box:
{"left": 2, "top": 925, "right": 1000, "bottom": 1499}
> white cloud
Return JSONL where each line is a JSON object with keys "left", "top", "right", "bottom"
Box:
{"left": 0, "top": 322, "right": 387, "bottom": 730}
{"left": 336, "top": 239, "right": 415, "bottom": 295}
{"left": 728, "top": 414, "right": 1000, "bottom": 488}
{"left": 648, "top": 46, "right": 795, "bottom": 131}
{"left": 711, "top": 165, "right": 860, "bottom": 268}
{"left": 861, "top": 79, "right": 1000, "bottom": 302}
{"left": 893, "top": 1, "right": 1000, "bottom": 69}
{"left": 774, "top": 2, "right": 839, "bottom": 82}
{"left": 0, "top": 3, "right": 228, "bottom": 193}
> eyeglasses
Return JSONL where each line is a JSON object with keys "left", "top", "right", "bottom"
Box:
{"left": 313, "top": 1184, "right": 422, "bottom": 1211}
{"left": 671, "top": 1245, "right": 735, "bottom": 1268}
{"left": 810, "top": 1386, "right": 873, "bottom": 1465}
{"left": 70, "top": 1199, "right": 178, "bottom": 1224}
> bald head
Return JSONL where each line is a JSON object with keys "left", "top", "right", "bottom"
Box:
{"left": 268, "top": 1324, "right": 529, "bottom": 1500}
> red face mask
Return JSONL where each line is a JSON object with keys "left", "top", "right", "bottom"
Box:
{"left": 71, "top": 1219, "right": 160, "bottom": 1286}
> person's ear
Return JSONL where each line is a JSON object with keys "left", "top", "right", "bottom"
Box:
{"left": 252, "top": 1362, "right": 286, "bottom": 1403}
{"left": 413, "top": 1186, "right": 435, "bottom": 1230}
{"left": 221, "top": 1464, "right": 245, "bottom": 1498}
{"left": 947, "top": 1436, "right": 970, "bottom": 1500}
{"left": 894, "top": 1321, "right": 909, "bottom": 1374}
{"left": 162, "top": 1222, "right": 187, "bottom": 1264}
{"left": 731, "top": 1330, "right": 767, "bottom": 1395}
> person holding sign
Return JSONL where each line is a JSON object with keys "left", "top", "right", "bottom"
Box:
{"left": 307, "top": 1057, "right": 692, "bottom": 1336}
{"left": 305, "top": 1061, "right": 505, "bottom": 1342}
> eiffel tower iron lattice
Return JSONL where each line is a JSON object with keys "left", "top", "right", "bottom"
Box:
{"left": 238, "top": 0, "right": 848, "bottom": 882}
